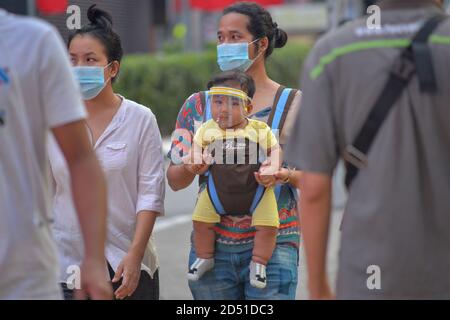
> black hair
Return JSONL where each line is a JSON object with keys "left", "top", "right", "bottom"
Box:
{"left": 207, "top": 70, "right": 256, "bottom": 99}
{"left": 68, "top": 5, "right": 123, "bottom": 82}
{"left": 223, "top": 2, "right": 288, "bottom": 58}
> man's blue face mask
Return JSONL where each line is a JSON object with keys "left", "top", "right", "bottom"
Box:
{"left": 217, "top": 39, "right": 262, "bottom": 72}
{"left": 73, "top": 63, "right": 112, "bottom": 100}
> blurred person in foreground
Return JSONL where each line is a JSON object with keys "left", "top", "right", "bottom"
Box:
{"left": 0, "top": 7, "right": 111, "bottom": 299}
{"left": 286, "top": 0, "right": 450, "bottom": 299}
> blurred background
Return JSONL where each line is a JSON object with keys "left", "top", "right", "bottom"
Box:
{"left": 1, "top": 0, "right": 424, "bottom": 136}
{"left": 3, "top": 0, "right": 450, "bottom": 136}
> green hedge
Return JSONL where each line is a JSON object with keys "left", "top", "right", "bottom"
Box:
{"left": 114, "top": 41, "right": 311, "bottom": 136}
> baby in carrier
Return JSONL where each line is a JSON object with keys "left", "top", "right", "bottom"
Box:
{"left": 186, "top": 71, "right": 281, "bottom": 289}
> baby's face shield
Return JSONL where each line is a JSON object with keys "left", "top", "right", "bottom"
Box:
{"left": 208, "top": 87, "right": 251, "bottom": 129}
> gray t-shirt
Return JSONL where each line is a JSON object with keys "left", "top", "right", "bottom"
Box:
{"left": 285, "top": 5, "right": 450, "bottom": 299}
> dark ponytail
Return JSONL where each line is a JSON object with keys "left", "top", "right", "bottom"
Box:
{"left": 68, "top": 5, "right": 123, "bottom": 81}
{"left": 272, "top": 22, "right": 288, "bottom": 49}
{"left": 86, "top": 4, "right": 113, "bottom": 30}
{"left": 223, "top": 2, "right": 288, "bottom": 58}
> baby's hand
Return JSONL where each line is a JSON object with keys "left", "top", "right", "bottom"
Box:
{"left": 182, "top": 149, "right": 210, "bottom": 175}
{"left": 183, "top": 162, "right": 210, "bottom": 175}
{"left": 182, "top": 148, "right": 203, "bottom": 165}
{"left": 202, "top": 149, "right": 214, "bottom": 165}
{"left": 259, "top": 165, "right": 277, "bottom": 177}
{"left": 255, "top": 160, "right": 279, "bottom": 188}
{"left": 258, "top": 159, "right": 278, "bottom": 177}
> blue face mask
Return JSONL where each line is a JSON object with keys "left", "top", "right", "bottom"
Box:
{"left": 73, "top": 64, "right": 111, "bottom": 100}
{"left": 217, "top": 39, "right": 261, "bottom": 72}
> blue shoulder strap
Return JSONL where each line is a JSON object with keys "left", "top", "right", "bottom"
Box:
{"left": 275, "top": 183, "right": 298, "bottom": 203}
{"left": 200, "top": 91, "right": 212, "bottom": 181}
{"left": 271, "top": 88, "right": 292, "bottom": 134}
{"left": 203, "top": 91, "right": 212, "bottom": 122}
{"left": 207, "top": 174, "right": 226, "bottom": 215}
{"left": 249, "top": 185, "right": 266, "bottom": 214}
{"left": 271, "top": 88, "right": 295, "bottom": 201}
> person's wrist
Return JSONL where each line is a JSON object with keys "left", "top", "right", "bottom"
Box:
{"left": 81, "top": 255, "right": 106, "bottom": 271}
{"left": 83, "top": 246, "right": 106, "bottom": 263}
{"left": 128, "top": 245, "right": 145, "bottom": 261}
{"left": 181, "top": 163, "right": 195, "bottom": 176}
{"left": 281, "top": 167, "right": 290, "bottom": 184}
{"left": 310, "top": 285, "right": 333, "bottom": 300}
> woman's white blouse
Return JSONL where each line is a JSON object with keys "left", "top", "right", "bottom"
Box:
{"left": 48, "top": 97, "right": 165, "bottom": 282}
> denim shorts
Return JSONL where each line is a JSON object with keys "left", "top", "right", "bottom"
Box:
{"left": 188, "top": 244, "right": 299, "bottom": 300}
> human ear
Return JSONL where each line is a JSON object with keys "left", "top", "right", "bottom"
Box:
{"left": 258, "top": 37, "right": 269, "bottom": 54}
{"left": 245, "top": 103, "right": 253, "bottom": 115}
{"left": 109, "top": 60, "right": 120, "bottom": 79}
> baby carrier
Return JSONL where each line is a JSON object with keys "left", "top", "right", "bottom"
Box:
{"left": 198, "top": 86, "right": 298, "bottom": 216}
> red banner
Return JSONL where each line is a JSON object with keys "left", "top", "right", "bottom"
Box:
{"left": 190, "top": 0, "right": 283, "bottom": 11}
{"left": 37, "top": 0, "right": 68, "bottom": 15}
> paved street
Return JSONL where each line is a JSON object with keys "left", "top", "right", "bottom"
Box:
{"left": 154, "top": 149, "right": 347, "bottom": 300}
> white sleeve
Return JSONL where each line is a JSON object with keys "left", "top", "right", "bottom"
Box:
{"left": 136, "top": 113, "right": 166, "bottom": 216}
{"left": 38, "top": 26, "right": 87, "bottom": 128}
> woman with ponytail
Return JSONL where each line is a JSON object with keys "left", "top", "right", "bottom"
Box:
{"left": 167, "top": 2, "right": 302, "bottom": 300}
{"left": 48, "top": 5, "right": 165, "bottom": 300}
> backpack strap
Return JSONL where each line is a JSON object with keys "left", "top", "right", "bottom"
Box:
{"left": 268, "top": 87, "right": 298, "bottom": 136}
{"left": 277, "top": 89, "right": 297, "bottom": 135}
{"left": 268, "top": 86, "right": 299, "bottom": 202}
{"left": 344, "top": 14, "right": 447, "bottom": 188}
{"left": 275, "top": 177, "right": 298, "bottom": 203}
{"left": 200, "top": 91, "right": 212, "bottom": 122}
{"left": 199, "top": 91, "right": 211, "bottom": 187}
{"left": 207, "top": 174, "right": 226, "bottom": 215}
{"left": 413, "top": 15, "right": 446, "bottom": 93}
{"left": 249, "top": 185, "right": 266, "bottom": 214}
{"left": 267, "top": 86, "right": 285, "bottom": 128}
